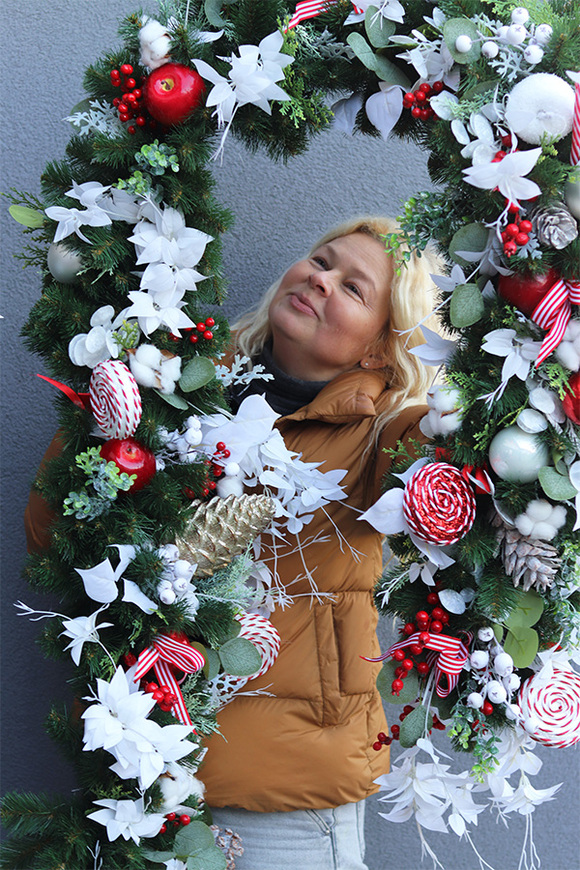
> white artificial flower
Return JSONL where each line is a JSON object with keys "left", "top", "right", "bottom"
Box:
{"left": 139, "top": 17, "right": 171, "bottom": 69}
{"left": 66, "top": 181, "right": 111, "bottom": 208}
{"left": 193, "top": 32, "right": 293, "bottom": 155}
{"left": 88, "top": 797, "right": 165, "bottom": 843}
{"left": 45, "top": 204, "right": 112, "bottom": 245}
{"left": 395, "top": 33, "right": 458, "bottom": 89}
{"left": 129, "top": 207, "right": 212, "bottom": 269}
{"left": 365, "top": 83, "right": 404, "bottom": 140}
{"left": 60, "top": 606, "right": 114, "bottom": 666}
{"left": 164, "top": 861, "right": 188, "bottom": 870}
{"left": 109, "top": 717, "right": 195, "bottom": 789}
{"left": 129, "top": 344, "right": 182, "bottom": 394}
{"left": 346, "top": 0, "right": 405, "bottom": 25}
{"left": 408, "top": 324, "right": 458, "bottom": 366}
{"left": 101, "top": 188, "right": 143, "bottom": 224}
{"left": 75, "top": 545, "right": 136, "bottom": 603}
{"left": 480, "top": 329, "right": 542, "bottom": 402}
{"left": 82, "top": 666, "right": 156, "bottom": 753}
{"left": 68, "top": 305, "right": 133, "bottom": 368}
{"left": 462, "top": 148, "right": 542, "bottom": 207}
{"left": 125, "top": 290, "right": 195, "bottom": 337}
{"left": 454, "top": 112, "right": 499, "bottom": 165}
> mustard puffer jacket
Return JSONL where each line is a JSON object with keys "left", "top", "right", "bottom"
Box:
{"left": 201, "top": 368, "right": 427, "bottom": 812}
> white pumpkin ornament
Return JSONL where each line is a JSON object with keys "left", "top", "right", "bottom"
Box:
{"left": 505, "top": 74, "right": 575, "bottom": 144}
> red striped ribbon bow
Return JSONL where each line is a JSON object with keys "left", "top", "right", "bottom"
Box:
{"left": 286, "top": 0, "right": 363, "bottom": 29}
{"left": 364, "top": 630, "right": 473, "bottom": 698}
{"left": 532, "top": 278, "right": 580, "bottom": 367}
{"left": 134, "top": 634, "right": 205, "bottom": 729}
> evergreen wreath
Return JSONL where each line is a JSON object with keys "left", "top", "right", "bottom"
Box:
{"left": 2, "top": 1, "right": 580, "bottom": 868}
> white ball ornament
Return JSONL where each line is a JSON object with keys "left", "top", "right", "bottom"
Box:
{"left": 481, "top": 41, "right": 499, "bottom": 59}
{"left": 159, "top": 543, "right": 179, "bottom": 562}
{"left": 494, "top": 652, "right": 514, "bottom": 677}
{"left": 487, "top": 680, "right": 508, "bottom": 704}
{"left": 159, "top": 587, "right": 177, "bottom": 605}
{"left": 565, "top": 168, "right": 580, "bottom": 220}
{"left": 467, "top": 692, "right": 484, "bottom": 709}
{"left": 477, "top": 627, "right": 495, "bottom": 643}
{"left": 224, "top": 461, "right": 241, "bottom": 477}
{"left": 217, "top": 475, "right": 245, "bottom": 498}
{"left": 509, "top": 673, "right": 522, "bottom": 692}
{"left": 184, "top": 427, "right": 202, "bottom": 446}
{"left": 455, "top": 35, "right": 473, "bottom": 53}
{"left": 47, "top": 242, "right": 83, "bottom": 284}
{"left": 523, "top": 44, "right": 544, "bottom": 65}
{"left": 470, "top": 650, "right": 489, "bottom": 670}
{"left": 505, "top": 74, "right": 575, "bottom": 144}
{"left": 534, "top": 24, "right": 553, "bottom": 45}
{"left": 172, "top": 576, "right": 191, "bottom": 594}
{"left": 488, "top": 427, "right": 549, "bottom": 483}
{"left": 497, "top": 25, "right": 509, "bottom": 41}
{"left": 174, "top": 559, "right": 194, "bottom": 580}
{"left": 505, "top": 24, "right": 527, "bottom": 45}
{"left": 511, "top": 7, "right": 530, "bottom": 25}
{"left": 505, "top": 702, "right": 521, "bottom": 720}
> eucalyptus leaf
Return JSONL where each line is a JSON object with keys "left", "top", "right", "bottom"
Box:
{"left": 174, "top": 820, "right": 217, "bottom": 855}
{"left": 365, "top": 8, "right": 396, "bottom": 48}
{"left": 141, "top": 850, "right": 176, "bottom": 863}
{"left": 538, "top": 466, "right": 578, "bottom": 501}
{"left": 346, "top": 33, "right": 411, "bottom": 88}
{"left": 9, "top": 205, "right": 45, "bottom": 228}
{"left": 450, "top": 283, "right": 485, "bottom": 328}
{"left": 399, "top": 705, "right": 433, "bottom": 748}
{"left": 204, "top": 0, "right": 226, "bottom": 27}
{"left": 376, "top": 661, "right": 419, "bottom": 704}
{"left": 154, "top": 389, "right": 190, "bottom": 410}
{"left": 219, "top": 636, "right": 262, "bottom": 676}
{"left": 179, "top": 356, "right": 216, "bottom": 393}
{"left": 449, "top": 223, "right": 489, "bottom": 268}
{"left": 503, "top": 625, "right": 539, "bottom": 668}
{"left": 187, "top": 847, "right": 228, "bottom": 870}
{"left": 203, "top": 647, "right": 221, "bottom": 680}
{"left": 443, "top": 18, "right": 481, "bottom": 65}
{"left": 505, "top": 589, "right": 544, "bottom": 629}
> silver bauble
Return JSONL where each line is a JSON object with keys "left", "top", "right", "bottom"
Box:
{"left": 565, "top": 168, "right": 580, "bottom": 220}
{"left": 488, "top": 426, "right": 549, "bottom": 483}
{"left": 47, "top": 242, "right": 83, "bottom": 284}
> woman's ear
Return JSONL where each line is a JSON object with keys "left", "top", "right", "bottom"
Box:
{"left": 360, "top": 350, "right": 387, "bottom": 370}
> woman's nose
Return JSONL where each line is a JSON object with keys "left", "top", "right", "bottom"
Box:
{"left": 309, "top": 269, "right": 334, "bottom": 295}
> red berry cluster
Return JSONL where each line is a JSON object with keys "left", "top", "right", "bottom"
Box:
{"left": 195, "top": 440, "right": 231, "bottom": 498}
{"left": 170, "top": 317, "right": 215, "bottom": 344}
{"left": 144, "top": 680, "right": 177, "bottom": 713}
{"left": 372, "top": 730, "right": 392, "bottom": 751}
{"left": 160, "top": 812, "right": 191, "bottom": 834}
{"left": 110, "top": 63, "right": 150, "bottom": 135}
{"left": 501, "top": 214, "right": 532, "bottom": 259}
{"left": 402, "top": 81, "right": 444, "bottom": 120}
{"left": 390, "top": 593, "right": 450, "bottom": 697}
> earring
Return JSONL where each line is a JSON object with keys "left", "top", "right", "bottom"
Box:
{"left": 363, "top": 361, "right": 369, "bottom": 367}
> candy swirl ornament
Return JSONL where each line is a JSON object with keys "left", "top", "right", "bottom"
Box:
{"left": 519, "top": 667, "right": 580, "bottom": 748}
{"left": 235, "top": 611, "right": 281, "bottom": 679}
{"left": 89, "top": 359, "right": 142, "bottom": 439}
{"left": 403, "top": 462, "right": 476, "bottom": 546}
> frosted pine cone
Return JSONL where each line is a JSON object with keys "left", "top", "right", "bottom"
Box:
{"left": 177, "top": 494, "right": 276, "bottom": 576}
{"left": 532, "top": 202, "right": 578, "bottom": 249}
{"left": 493, "top": 514, "right": 561, "bottom": 591}
{"left": 211, "top": 825, "right": 244, "bottom": 868}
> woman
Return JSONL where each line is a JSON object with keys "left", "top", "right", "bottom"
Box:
{"left": 203, "top": 216, "right": 440, "bottom": 869}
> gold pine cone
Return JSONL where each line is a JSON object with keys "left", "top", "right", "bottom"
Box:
{"left": 177, "top": 493, "right": 276, "bottom": 577}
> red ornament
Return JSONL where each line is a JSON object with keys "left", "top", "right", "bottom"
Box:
{"left": 99, "top": 437, "right": 156, "bottom": 492}
{"left": 562, "top": 372, "right": 580, "bottom": 425}
{"left": 403, "top": 462, "right": 477, "bottom": 546}
{"left": 497, "top": 267, "right": 559, "bottom": 317}
{"left": 143, "top": 63, "right": 206, "bottom": 126}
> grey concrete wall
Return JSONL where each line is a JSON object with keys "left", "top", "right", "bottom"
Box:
{"left": 1, "top": 2, "right": 578, "bottom": 868}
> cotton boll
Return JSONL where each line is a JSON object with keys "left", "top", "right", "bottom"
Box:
{"left": 515, "top": 499, "right": 567, "bottom": 541}
{"left": 217, "top": 475, "right": 245, "bottom": 498}
{"left": 135, "top": 344, "right": 163, "bottom": 367}
{"left": 159, "top": 762, "right": 204, "bottom": 812}
{"left": 139, "top": 18, "right": 171, "bottom": 70}
{"left": 129, "top": 359, "right": 158, "bottom": 388}
{"left": 554, "top": 320, "right": 580, "bottom": 371}
{"left": 428, "top": 384, "right": 461, "bottom": 413}
{"left": 527, "top": 500, "right": 554, "bottom": 522}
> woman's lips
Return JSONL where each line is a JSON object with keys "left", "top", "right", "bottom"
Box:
{"left": 289, "top": 293, "right": 318, "bottom": 317}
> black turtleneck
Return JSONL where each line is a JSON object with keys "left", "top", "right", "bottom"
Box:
{"left": 228, "top": 343, "right": 329, "bottom": 416}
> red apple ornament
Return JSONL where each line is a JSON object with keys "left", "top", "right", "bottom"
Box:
{"left": 562, "top": 372, "right": 580, "bottom": 425}
{"left": 497, "top": 267, "right": 559, "bottom": 317}
{"left": 143, "top": 63, "right": 205, "bottom": 126}
{"left": 100, "top": 437, "right": 156, "bottom": 491}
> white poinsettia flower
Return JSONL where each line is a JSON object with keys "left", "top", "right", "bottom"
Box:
{"left": 408, "top": 324, "right": 458, "bottom": 366}
{"left": 45, "top": 203, "right": 112, "bottom": 244}
{"left": 458, "top": 112, "right": 499, "bottom": 165}
{"left": 396, "top": 34, "right": 458, "bottom": 88}
{"left": 88, "top": 796, "right": 164, "bottom": 843}
{"left": 101, "top": 188, "right": 143, "bottom": 224}
{"left": 139, "top": 255, "right": 209, "bottom": 298}
{"left": 480, "top": 329, "right": 542, "bottom": 401}
{"left": 462, "top": 147, "right": 542, "bottom": 207}
{"left": 82, "top": 666, "right": 156, "bottom": 753}
{"left": 60, "top": 605, "right": 114, "bottom": 666}
{"left": 130, "top": 207, "right": 212, "bottom": 267}
{"left": 109, "top": 717, "right": 195, "bottom": 789}
{"left": 125, "top": 290, "right": 195, "bottom": 337}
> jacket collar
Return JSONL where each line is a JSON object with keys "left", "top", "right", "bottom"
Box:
{"left": 280, "top": 369, "right": 389, "bottom": 424}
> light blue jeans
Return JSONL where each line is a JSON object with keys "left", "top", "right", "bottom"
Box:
{"left": 211, "top": 801, "right": 368, "bottom": 870}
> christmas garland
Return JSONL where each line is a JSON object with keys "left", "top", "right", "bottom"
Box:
{"left": 2, "top": 1, "right": 580, "bottom": 868}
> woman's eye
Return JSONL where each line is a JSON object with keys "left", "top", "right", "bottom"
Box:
{"left": 347, "top": 283, "right": 361, "bottom": 297}
{"left": 312, "top": 256, "right": 327, "bottom": 268}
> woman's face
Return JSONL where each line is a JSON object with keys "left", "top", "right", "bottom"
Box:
{"left": 268, "top": 232, "right": 393, "bottom": 381}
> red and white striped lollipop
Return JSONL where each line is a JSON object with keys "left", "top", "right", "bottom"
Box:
{"left": 235, "top": 611, "right": 281, "bottom": 679}
{"left": 89, "top": 359, "right": 142, "bottom": 439}
{"left": 403, "top": 462, "right": 476, "bottom": 546}
{"left": 519, "top": 667, "right": 580, "bottom": 748}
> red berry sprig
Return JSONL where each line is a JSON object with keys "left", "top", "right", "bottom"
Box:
{"left": 198, "top": 440, "right": 231, "bottom": 497}
{"left": 143, "top": 681, "right": 177, "bottom": 713}
{"left": 372, "top": 730, "right": 393, "bottom": 751}
{"left": 160, "top": 812, "right": 191, "bottom": 834}
{"left": 170, "top": 317, "right": 216, "bottom": 345}
{"left": 389, "top": 593, "right": 452, "bottom": 696}
{"left": 402, "top": 81, "right": 444, "bottom": 121}
{"left": 501, "top": 214, "right": 533, "bottom": 258}
{"left": 110, "top": 63, "right": 149, "bottom": 134}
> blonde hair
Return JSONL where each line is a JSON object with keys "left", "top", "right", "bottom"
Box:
{"left": 232, "top": 216, "right": 442, "bottom": 440}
